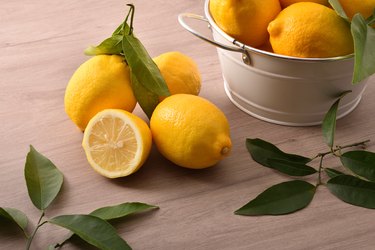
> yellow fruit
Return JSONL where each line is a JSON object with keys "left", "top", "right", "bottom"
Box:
{"left": 64, "top": 55, "right": 137, "bottom": 131}
{"left": 153, "top": 51, "right": 201, "bottom": 99}
{"left": 279, "top": 0, "right": 329, "bottom": 8}
{"left": 257, "top": 38, "right": 274, "bottom": 53}
{"left": 150, "top": 94, "right": 232, "bottom": 169}
{"left": 339, "top": 0, "right": 375, "bottom": 20}
{"left": 268, "top": 2, "right": 354, "bottom": 58}
{"left": 82, "top": 109, "right": 152, "bottom": 178}
{"left": 209, "top": 0, "right": 281, "bottom": 47}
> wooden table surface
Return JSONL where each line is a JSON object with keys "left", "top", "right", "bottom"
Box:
{"left": 1, "top": 1, "right": 375, "bottom": 249}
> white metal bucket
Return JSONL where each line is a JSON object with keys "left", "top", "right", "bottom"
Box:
{"left": 178, "top": 0, "right": 369, "bottom": 126}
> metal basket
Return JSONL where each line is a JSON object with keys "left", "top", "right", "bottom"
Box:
{"left": 178, "top": 0, "right": 369, "bottom": 126}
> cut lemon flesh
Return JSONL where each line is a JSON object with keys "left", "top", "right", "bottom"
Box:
{"left": 82, "top": 109, "right": 152, "bottom": 178}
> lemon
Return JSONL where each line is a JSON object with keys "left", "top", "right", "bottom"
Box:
{"left": 64, "top": 55, "right": 137, "bottom": 131}
{"left": 267, "top": 2, "right": 354, "bottom": 58}
{"left": 82, "top": 109, "right": 152, "bottom": 178}
{"left": 279, "top": 0, "right": 329, "bottom": 8}
{"left": 150, "top": 94, "right": 231, "bottom": 169}
{"left": 339, "top": 0, "right": 375, "bottom": 20}
{"left": 209, "top": 0, "right": 281, "bottom": 47}
{"left": 153, "top": 51, "right": 201, "bottom": 99}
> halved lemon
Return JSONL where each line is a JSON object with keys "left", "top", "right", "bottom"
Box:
{"left": 82, "top": 109, "right": 152, "bottom": 178}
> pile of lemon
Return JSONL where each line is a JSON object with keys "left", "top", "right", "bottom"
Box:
{"left": 65, "top": 52, "right": 232, "bottom": 178}
{"left": 209, "top": 0, "right": 375, "bottom": 58}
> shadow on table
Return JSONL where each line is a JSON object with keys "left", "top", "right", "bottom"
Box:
{"left": 0, "top": 217, "right": 27, "bottom": 241}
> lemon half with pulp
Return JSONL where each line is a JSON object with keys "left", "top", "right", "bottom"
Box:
{"left": 82, "top": 109, "right": 152, "bottom": 178}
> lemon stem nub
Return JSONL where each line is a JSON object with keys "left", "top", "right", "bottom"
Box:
{"left": 221, "top": 146, "right": 230, "bottom": 156}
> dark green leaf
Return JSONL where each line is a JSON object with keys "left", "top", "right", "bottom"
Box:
{"left": 50, "top": 202, "right": 158, "bottom": 248}
{"left": 90, "top": 202, "right": 158, "bottom": 220}
{"left": 267, "top": 158, "right": 317, "bottom": 176}
{"left": 25, "top": 145, "right": 64, "bottom": 210}
{"left": 84, "top": 35, "right": 123, "bottom": 56}
{"left": 131, "top": 73, "right": 159, "bottom": 119}
{"left": 325, "top": 168, "right": 345, "bottom": 178}
{"left": 122, "top": 33, "right": 170, "bottom": 97}
{"left": 351, "top": 14, "right": 375, "bottom": 83}
{"left": 322, "top": 91, "right": 351, "bottom": 148}
{"left": 49, "top": 214, "right": 131, "bottom": 250}
{"left": 234, "top": 180, "right": 316, "bottom": 216}
{"left": 327, "top": 175, "right": 375, "bottom": 209}
{"left": 0, "top": 207, "right": 28, "bottom": 233}
{"left": 366, "top": 8, "right": 375, "bottom": 26}
{"left": 246, "top": 138, "right": 311, "bottom": 169}
{"left": 329, "top": 0, "right": 349, "bottom": 20}
{"left": 366, "top": 10, "right": 375, "bottom": 25}
{"left": 340, "top": 151, "right": 375, "bottom": 182}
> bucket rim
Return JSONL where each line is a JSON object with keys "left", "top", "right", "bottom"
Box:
{"left": 204, "top": 0, "right": 354, "bottom": 62}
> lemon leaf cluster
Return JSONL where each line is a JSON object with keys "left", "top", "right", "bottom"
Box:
{"left": 83, "top": 4, "right": 170, "bottom": 118}
{"left": 0, "top": 146, "right": 158, "bottom": 249}
{"left": 237, "top": 92, "right": 375, "bottom": 216}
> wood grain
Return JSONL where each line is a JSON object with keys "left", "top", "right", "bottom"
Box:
{"left": 1, "top": 1, "right": 374, "bottom": 249}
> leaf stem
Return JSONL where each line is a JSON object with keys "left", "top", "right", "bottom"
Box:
{"left": 125, "top": 4, "right": 135, "bottom": 35}
{"left": 314, "top": 139, "right": 370, "bottom": 159}
{"left": 317, "top": 155, "right": 325, "bottom": 185}
{"left": 51, "top": 232, "right": 74, "bottom": 249}
{"left": 25, "top": 211, "right": 46, "bottom": 250}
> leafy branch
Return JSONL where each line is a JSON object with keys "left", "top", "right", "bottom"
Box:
{"left": 0, "top": 146, "right": 158, "bottom": 249}
{"left": 84, "top": 4, "right": 170, "bottom": 118}
{"left": 236, "top": 91, "right": 375, "bottom": 216}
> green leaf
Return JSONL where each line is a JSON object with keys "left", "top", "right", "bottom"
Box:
{"left": 246, "top": 138, "right": 311, "bottom": 169}
{"left": 366, "top": 10, "right": 375, "bottom": 25}
{"left": 84, "top": 21, "right": 131, "bottom": 56}
{"left": 351, "top": 14, "right": 375, "bottom": 83}
{"left": 50, "top": 202, "right": 158, "bottom": 248}
{"left": 49, "top": 214, "right": 131, "bottom": 250}
{"left": 122, "top": 34, "right": 170, "bottom": 97}
{"left": 0, "top": 207, "right": 28, "bottom": 233}
{"left": 90, "top": 202, "right": 158, "bottom": 220}
{"left": 327, "top": 175, "right": 375, "bottom": 209}
{"left": 84, "top": 35, "right": 123, "bottom": 56}
{"left": 112, "top": 22, "right": 130, "bottom": 36}
{"left": 119, "top": 5, "right": 170, "bottom": 117}
{"left": 322, "top": 91, "right": 351, "bottom": 148}
{"left": 325, "top": 168, "right": 345, "bottom": 178}
{"left": 234, "top": 180, "right": 316, "bottom": 216}
{"left": 266, "top": 158, "right": 317, "bottom": 176}
{"left": 328, "top": 0, "right": 349, "bottom": 20}
{"left": 130, "top": 73, "right": 159, "bottom": 119}
{"left": 340, "top": 151, "right": 375, "bottom": 182}
{"left": 24, "top": 145, "right": 64, "bottom": 210}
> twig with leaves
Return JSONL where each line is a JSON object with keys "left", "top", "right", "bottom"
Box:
{"left": 85, "top": 4, "right": 170, "bottom": 119}
{"left": 0, "top": 146, "right": 158, "bottom": 249}
{"left": 236, "top": 91, "right": 375, "bottom": 216}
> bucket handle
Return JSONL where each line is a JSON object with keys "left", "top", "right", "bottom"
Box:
{"left": 178, "top": 13, "right": 251, "bottom": 65}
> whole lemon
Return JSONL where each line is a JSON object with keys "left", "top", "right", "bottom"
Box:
{"left": 153, "top": 51, "right": 201, "bottom": 99}
{"left": 64, "top": 55, "right": 137, "bottom": 131}
{"left": 339, "top": 0, "right": 375, "bottom": 20}
{"left": 279, "top": 0, "right": 329, "bottom": 8}
{"left": 150, "top": 94, "right": 232, "bottom": 169}
{"left": 209, "top": 0, "right": 281, "bottom": 47}
{"left": 268, "top": 2, "right": 354, "bottom": 58}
